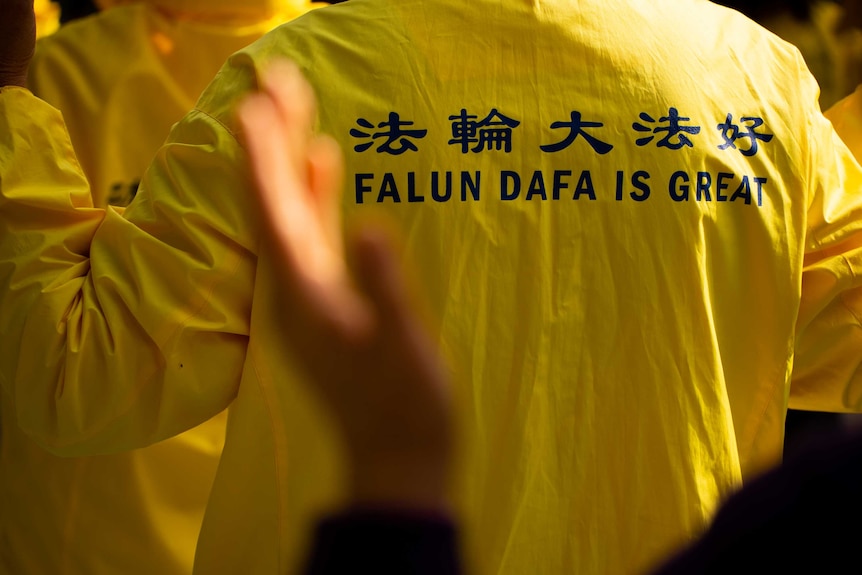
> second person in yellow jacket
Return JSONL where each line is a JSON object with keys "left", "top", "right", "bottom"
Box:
{"left": 0, "top": 1, "right": 317, "bottom": 574}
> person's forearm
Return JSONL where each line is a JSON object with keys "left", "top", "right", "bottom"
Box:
{"left": 0, "top": 89, "right": 250, "bottom": 455}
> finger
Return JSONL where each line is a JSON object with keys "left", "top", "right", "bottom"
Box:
{"left": 351, "top": 226, "right": 414, "bottom": 330}
{"left": 352, "top": 225, "right": 449, "bottom": 394}
{"left": 237, "top": 94, "right": 295, "bottom": 207}
{"left": 307, "top": 134, "right": 345, "bottom": 258}
{"left": 239, "top": 91, "right": 372, "bottom": 341}
{"left": 238, "top": 92, "right": 331, "bottom": 277}
{"left": 252, "top": 62, "right": 338, "bottom": 279}
{"left": 260, "top": 60, "right": 316, "bottom": 182}
{"left": 298, "top": 136, "right": 372, "bottom": 344}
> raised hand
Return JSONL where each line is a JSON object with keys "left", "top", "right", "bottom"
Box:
{"left": 238, "top": 62, "right": 453, "bottom": 511}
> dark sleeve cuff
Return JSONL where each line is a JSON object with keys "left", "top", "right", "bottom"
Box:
{"left": 303, "top": 509, "right": 461, "bottom": 575}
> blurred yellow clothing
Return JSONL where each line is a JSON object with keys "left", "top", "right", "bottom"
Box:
{"left": 824, "top": 86, "right": 862, "bottom": 433}
{"left": 94, "top": 0, "right": 309, "bottom": 22}
{"left": 3, "top": 1, "right": 862, "bottom": 575}
{"left": 1, "top": 2, "right": 313, "bottom": 575}
{"left": 810, "top": 1, "right": 862, "bottom": 108}
{"left": 758, "top": 1, "right": 862, "bottom": 109}
{"left": 34, "top": 0, "right": 60, "bottom": 38}
{"left": 29, "top": 1, "right": 315, "bottom": 207}
{"left": 826, "top": 84, "right": 862, "bottom": 157}
{"left": 0, "top": 408, "right": 225, "bottom": 575}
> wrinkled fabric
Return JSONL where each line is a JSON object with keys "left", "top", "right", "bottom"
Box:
{"left": 2, "top": 1, "right": 862, "bottom": 574}
{"left": 826, "top": 85, "right": 862, "bottom": 158}
{"left": 0, "top": 2, "right": 313, "bottom": 575}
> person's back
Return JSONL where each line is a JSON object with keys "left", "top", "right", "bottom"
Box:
{"left": 220, "top": 2, "right": 862, "bottom": 572}
{"left": 3, "top": 1, "right": 862, "bottom": 574}
{"left": 0, "top": 1, "right": 314, "bottom": 573}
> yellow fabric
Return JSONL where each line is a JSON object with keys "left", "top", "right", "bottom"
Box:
{"left": 29, "top": 2, "right": 314, "bottom": 208}
{"left": 0, "top": 3, "right": 310, "bottom": 575}
{"left": 93, "top": 0, "right": 314, "bottom": 22}
{"left": 2, "top": 2, "right": 862, "bottom": 575}
{"left": 755, "top": 1, "right": 862, "bottom": 109}
{"left": 826, "top": 84, "right": 862, "bottom": 160}
{"left": 34, "top": 0, "right": 60, "bottom": 38}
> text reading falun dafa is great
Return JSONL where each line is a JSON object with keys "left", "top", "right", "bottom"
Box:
{"left": 350, "top": 107, "right": 772, "bottom": 207}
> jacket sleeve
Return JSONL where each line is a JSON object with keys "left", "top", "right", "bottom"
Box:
{"left": 0, "top": 86, "right": 255, "bottom": 456}
{"left": 303, "top": 510, "right": 461, "bottom": 575}
{"left": 790, "top": 86, "right": 862, "bottom": 413}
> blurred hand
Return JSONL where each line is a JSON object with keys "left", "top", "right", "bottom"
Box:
{"left": 0, "top": 0, "right": 35, "bottom": 87}
{"left": 238, "top": 61, "right": 453, "bottom": 512}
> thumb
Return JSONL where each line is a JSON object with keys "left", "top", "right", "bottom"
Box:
{"left": 351, "top": 225, "right": 413, "bottom": 330}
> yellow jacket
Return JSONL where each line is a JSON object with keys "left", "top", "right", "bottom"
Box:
{"left": 2, "top": 1, "right": 862, "bottom": 574}
{"left": 826, "top": 84, "right": 862, "bottom": 157}
{"left": 1, "top": 1, "right": 314, "bottom": 574}
{"left": 28, "top": 0, "right": 312, "bottom": 208}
